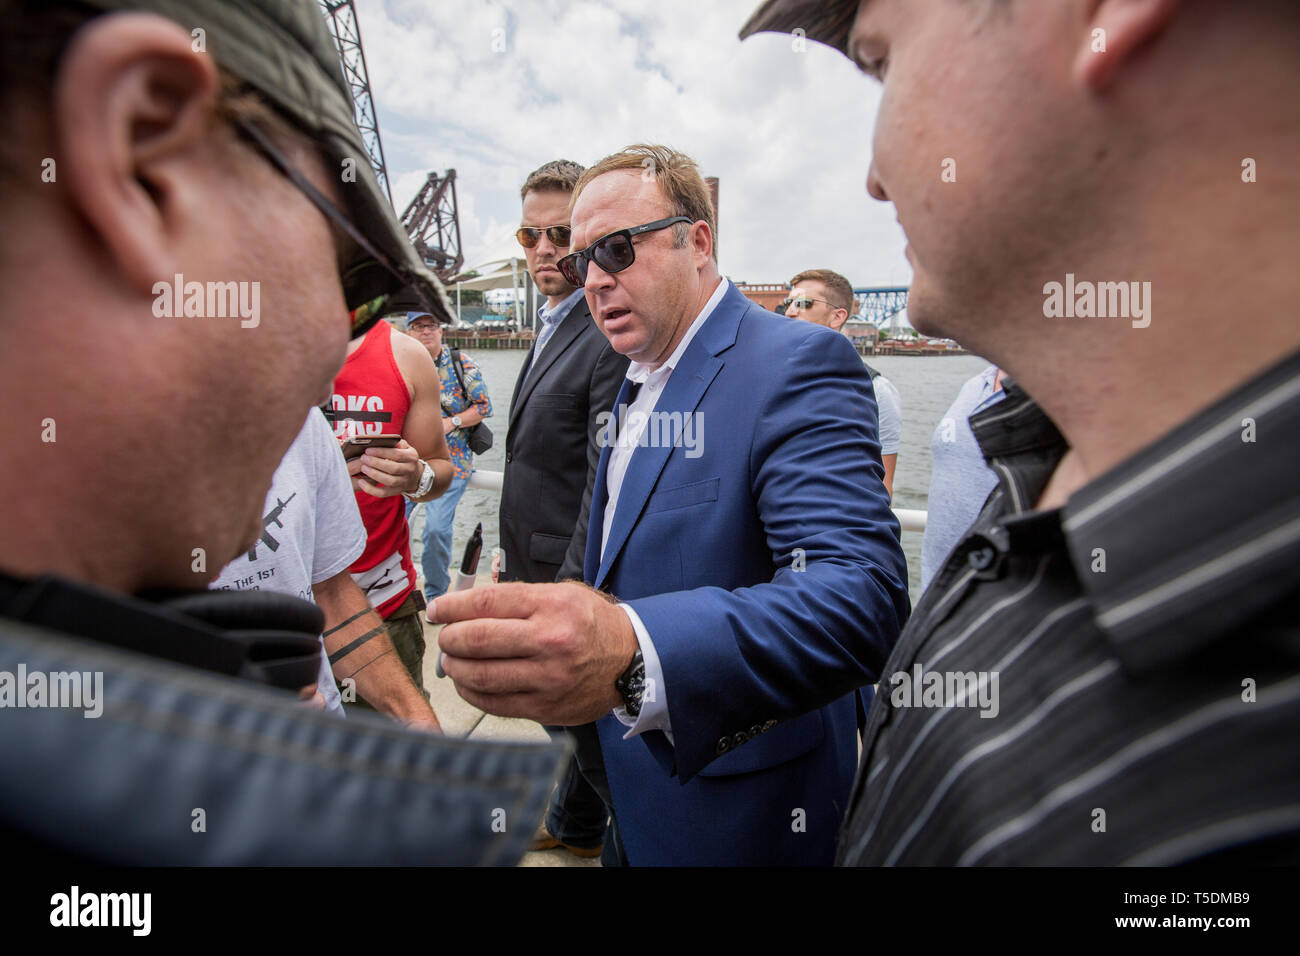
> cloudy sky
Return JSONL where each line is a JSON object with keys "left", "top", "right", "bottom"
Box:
{"left": 352, "top": 0, "right": 911, "bottom": 290}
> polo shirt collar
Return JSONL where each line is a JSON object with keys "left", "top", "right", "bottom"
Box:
{"left": 1061, "top": 347, "right": 1300, "bottom": 672}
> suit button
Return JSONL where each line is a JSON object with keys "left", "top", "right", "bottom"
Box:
{"left": 731, "top": 732, "right": 747, "bottom": 749}
{"left": 716, "top": 737, "right": 730, "bottom": 755}
{"left": 505, "top": 451, "right": 513, "bottom": 463}
{"left": 748, "top": 724, "right": 762, "bottom": 738}
{"left": 968, "top": 545, "right": 996, "bottom": 571}
{"left": 762, "top": 720, "right": 777, "bottom": 732}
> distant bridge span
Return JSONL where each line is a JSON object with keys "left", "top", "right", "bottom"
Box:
{"left": 853, "top": 286, "right": 910, "bottom": 329}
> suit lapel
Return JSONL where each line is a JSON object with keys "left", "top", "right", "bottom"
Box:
{"left": 594, "top": 344, "right": 725, "bottom": 591}
{"left": 508, "top": 299, "right": 592, "bottom": 432}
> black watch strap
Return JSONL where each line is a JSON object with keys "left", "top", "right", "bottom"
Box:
{"left": 615, "top": 648, "right": 646, "bottom": 718}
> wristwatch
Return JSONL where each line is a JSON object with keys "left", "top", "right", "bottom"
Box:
{"left": 403, "top": 460, "right": 436, "bottom": 500}
{"left": 451, "top": 415, "right": 463, "bottom": 428}
{"left": 615, "top": 649, "right": 646, "bottom": 718}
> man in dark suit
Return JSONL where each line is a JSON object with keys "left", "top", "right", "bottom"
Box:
{"left": 435, "top": 145, "right": 909, "bottom": 865}
{"left": 498, "top": 160, "right": 629, "bottom": 857}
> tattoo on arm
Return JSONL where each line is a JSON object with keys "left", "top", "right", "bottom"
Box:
{"left": 322, "top": 607, "right": 370, "bottom": 638}
{"left": 346, "top": 647, "right": 396, "bottom": 679}
{"left": 327, "top": 623, "right": 387, "bottom": 664}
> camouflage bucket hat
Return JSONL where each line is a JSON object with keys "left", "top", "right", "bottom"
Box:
{"left": 739, "top": 0, "right": 860, "bottom": 58}
{"left": 79, "top": 0, "right": 453, "bottom": 337}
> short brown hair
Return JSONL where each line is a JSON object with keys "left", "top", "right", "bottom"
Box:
{"left": 571, "top": 144, "right": 716, "bottom": 259}
{"left": 790, "top": 268, "right": 856, "bottom": 314}
{"left": 520, "top": 159, "right": 585, "bottom": 199}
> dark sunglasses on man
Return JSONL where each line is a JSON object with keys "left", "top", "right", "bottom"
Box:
{"left": 515, "top": 225, "right": 572, "bottom": 249}
{"left": 557, "top": 216, "right": 694, "bottom": 287}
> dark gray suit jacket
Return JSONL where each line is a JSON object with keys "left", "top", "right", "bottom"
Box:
{"left": 499, "top": 296, "right": 628, "bottom": 584}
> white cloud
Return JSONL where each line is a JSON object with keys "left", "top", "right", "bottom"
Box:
{"left": 352, "top": 0, "right": 912, "bottom": 288}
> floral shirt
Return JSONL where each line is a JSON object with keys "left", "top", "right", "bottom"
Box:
{"left": 435, "top": 346, "right": 492, "bottom": 479}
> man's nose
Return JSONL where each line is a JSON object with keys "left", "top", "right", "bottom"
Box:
{"left": 866, "top": 157, "right": 889, "bottom": 203}
{"left": 584, "top": 258, "right": 615, "bottom": 294}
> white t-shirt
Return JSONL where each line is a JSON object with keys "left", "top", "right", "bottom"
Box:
{"left": 210, "top": 409, "right": 368, "bottom": 714}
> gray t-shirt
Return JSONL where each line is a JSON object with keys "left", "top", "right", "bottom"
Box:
{"left": 873, "top": 373, "right": 902, "bottom": 456}
{"left": 920, "top": 365, "right": 1004, "bottom": 591}
{"left": 210, "top": 409, "right": 367, "bottom": 713}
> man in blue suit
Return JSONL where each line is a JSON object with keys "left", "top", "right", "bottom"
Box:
{"left": 434, "top": 144, "right": 909, "bottom": 865}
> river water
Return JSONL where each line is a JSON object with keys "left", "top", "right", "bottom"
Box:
{"left": 416, "top": 348, "right": 991, "bottom": 601}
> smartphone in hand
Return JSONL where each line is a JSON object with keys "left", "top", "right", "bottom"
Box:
{"left": 340, "top": 433, "right": 401, "bottom": 460}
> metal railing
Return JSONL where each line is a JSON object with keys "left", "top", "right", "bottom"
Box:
{"left": 466, "top": 470, "right": 927, "bottom": 532}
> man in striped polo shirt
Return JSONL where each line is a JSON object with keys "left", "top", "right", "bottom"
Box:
{"left": 741, "top": 0, "right": 1300, "bottom": 863}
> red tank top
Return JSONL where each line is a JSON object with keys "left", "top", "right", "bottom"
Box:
{"left": 330, "top": 321, "right": 416, "bottom": 617}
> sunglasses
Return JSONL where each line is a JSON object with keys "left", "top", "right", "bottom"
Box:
{"left": 230, "top": 114, "right": 413, "bottom": 334}
{"left": 781, "top": 296, "right": 837, "bottom": 312}
{"left": 557, "top": 217, "right": 694, "bottom": 287}
{"left": 515, "top": 225, "right": 573, "bottom": 249}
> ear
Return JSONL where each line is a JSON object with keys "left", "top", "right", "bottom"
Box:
{"left": 53, "top": 13, "right": 221, "bottom": 297}
{"left": 830, "top": 309, "right": 849, "bottom": 331}
{"left": 689, "top": 220, "right": 714, "bottom": 267}
{"left": 1074, "top": 0, "right": 1184, "bottom": 92}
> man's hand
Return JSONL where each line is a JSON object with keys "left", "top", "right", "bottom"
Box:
{"left": 405, "top": 714, "right": 443, "bottom": 734}
{"left": 348, "top": 438, "right": 421, "bottom": 498}
{"left": 298, "top": 685, "right": 326, "bottom": 710}
{"left": 432, "top": 581, "right": 637, "bottom": 725}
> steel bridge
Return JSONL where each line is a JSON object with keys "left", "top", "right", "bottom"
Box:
{"left": 852, "top": 286, "right": 910, "bottom": 330}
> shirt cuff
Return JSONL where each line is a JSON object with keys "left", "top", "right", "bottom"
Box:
{"left": 613, "top": 603, "right": 672, "bottom": 742}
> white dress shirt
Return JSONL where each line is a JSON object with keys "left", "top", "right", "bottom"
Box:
{"left": 602, "top": 277, "right": 729, "bottom": 740}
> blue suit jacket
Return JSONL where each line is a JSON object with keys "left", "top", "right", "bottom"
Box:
{"left": 583, "top": 282, "right": 910, "bottom": 865}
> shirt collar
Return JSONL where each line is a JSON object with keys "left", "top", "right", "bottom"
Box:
{"left": 969, "top": 380, "right": 1069, "bottom": 515}
{"left": 625, "top": 277, "right": 729, "bottom": 385}
{"left": 1060, "top": 346, "right": 1300, "bottom": 672}
{"left": 537, "top": 287, "right": 585, "bottom": 329}
{"left": 970, "top": 348, "right": 1300, "bottom": 674}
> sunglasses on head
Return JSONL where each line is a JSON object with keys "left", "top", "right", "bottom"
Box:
{"left": 557, "top": 216, "right": 694, "bottom": 287}
{"left": 515, "top": 225, "right": 572, "bottom": 249}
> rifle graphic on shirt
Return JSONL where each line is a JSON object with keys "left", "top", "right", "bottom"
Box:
{"left": 247, "top": 492, "right": 297, "bottom": 561}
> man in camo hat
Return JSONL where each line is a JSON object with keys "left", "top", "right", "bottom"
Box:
{"left": 0, "top": 0, "right": 562, "bottom": 865}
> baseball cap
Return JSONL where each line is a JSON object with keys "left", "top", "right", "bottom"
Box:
{"left": 739, "top": 0, "right": 860, "bottom": 59}
{"left": 77, "top": 0, "right": 453, "bottom": 336}
{"left": 404, "top": 311, "right": 438, "bottom": 328}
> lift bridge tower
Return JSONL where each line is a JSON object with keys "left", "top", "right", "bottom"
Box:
{"left": 320, "top": 1, "right": 464, "bottom": 280}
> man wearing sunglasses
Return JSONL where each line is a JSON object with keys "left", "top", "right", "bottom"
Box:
{"left": 0, "top": 0, "right": 566, "bottom": 865}
{"left": 785, "top": 268, "right": 902, "bottom": 499}
{"left": 501, "top": 160, "right": 629, "bottom": 859}
{"left": 434, "top": 144, "right": 910, "bottom": 866}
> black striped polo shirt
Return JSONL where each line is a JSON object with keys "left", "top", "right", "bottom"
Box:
{"left": 837, "top": 348, "right": 1300, "bottom": 865}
